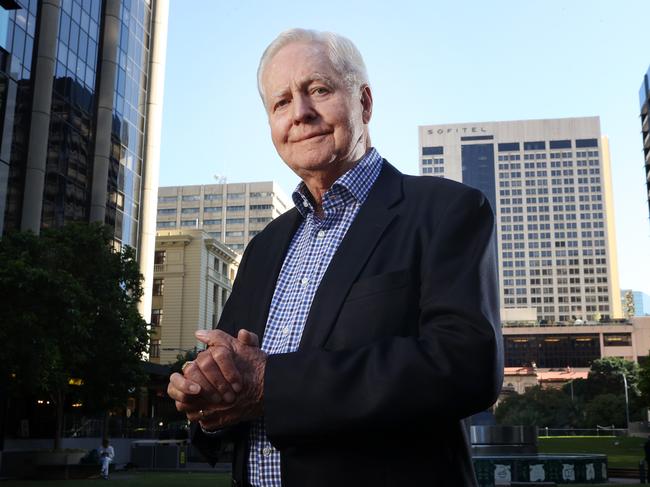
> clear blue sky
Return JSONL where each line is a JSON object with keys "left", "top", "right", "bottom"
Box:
{"left": 159, "top": 0, "right": 650, "bottom": 296}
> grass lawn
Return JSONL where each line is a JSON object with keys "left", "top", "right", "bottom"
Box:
{"left": 538, "top": 435, "right": 647, "bottom": 469}
{"left": 0, "top": 472, "right": 232, "bottom": 487}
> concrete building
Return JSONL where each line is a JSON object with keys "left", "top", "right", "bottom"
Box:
{"left": 149, "top": 229, "right": 240, "bottom": 364}
{"left": 500, "top": 316, "right": 650, "bottom": 394}
{"left": 156, "top": 181, "right": 291, "bottom": 253}
{"left": 0, "top": 0, "right": 169, "bottom": 318}
{"left": 639, "top": 65, "right": 650, "bottom": 218}
{"left": 419, "top": 117, "right": 622, "bottom": 323}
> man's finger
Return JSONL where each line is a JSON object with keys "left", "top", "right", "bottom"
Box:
{"left": 195, "top": 329, "right": 231, "bottom": 347}
{"left": 194, "top": 350, "right": 237, "bottom": 403}
{"left": 237, "top": 329, "right": 260, "bottom": 347}
{"left": 169, "top": 372, "right": 201, "bottom": 395}
{"left": 183, "top": 359, "right": 225, "bottom": 405}
{"left": 208, "top": 345, "right": 243, "bottom": 392}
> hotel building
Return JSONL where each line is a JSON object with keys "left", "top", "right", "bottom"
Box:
{"left": 419, "top": 117, "right": 622, "bottom": 324}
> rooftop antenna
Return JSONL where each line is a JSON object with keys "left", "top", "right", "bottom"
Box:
{"left": 213, "top": 174, "right": 227, "bottom": 184}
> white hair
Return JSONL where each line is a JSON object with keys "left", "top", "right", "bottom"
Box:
{"left": 257, "top": 28, "right": 369, "bottom": 103}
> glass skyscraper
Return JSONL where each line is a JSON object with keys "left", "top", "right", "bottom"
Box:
{"left": 0, "top": 0, "right": 169, "bottom": 316}
{"left": 639, "top": 66, "right": 650, "bottom": 219}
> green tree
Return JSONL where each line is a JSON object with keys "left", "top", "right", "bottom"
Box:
{"left": 495, "top": 386, "right": 578, "bottom": 428}
{"left": 582, "top": 393, "right": 627, "bottom": 428}
{"left": 0, "top": 223, "right": 149, "bottom": 449}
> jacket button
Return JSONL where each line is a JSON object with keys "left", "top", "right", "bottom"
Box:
{"left": 231, "top": 480, "right": 239, "bottom": 487}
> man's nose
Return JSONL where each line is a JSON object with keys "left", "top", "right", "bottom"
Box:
{"left": 292, "top": 94, "right": 316, "bottom": 123}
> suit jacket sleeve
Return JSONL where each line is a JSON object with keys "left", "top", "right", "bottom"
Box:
{"left": 263, "top": 185, "right": 503, "bottom": 448}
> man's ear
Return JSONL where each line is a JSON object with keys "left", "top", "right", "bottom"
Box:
{"left": 360, "top": 84, "right": 373, "bottom": 124}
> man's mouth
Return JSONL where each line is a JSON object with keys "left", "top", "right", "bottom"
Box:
{"left": 291, "top": 132, "right": 330, "bottom": 143}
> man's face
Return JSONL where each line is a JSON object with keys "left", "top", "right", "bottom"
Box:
{"left": 261, "top": 41, "right": 372, "bottom": 179}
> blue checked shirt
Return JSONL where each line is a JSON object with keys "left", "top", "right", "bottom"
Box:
{"left": 247, "top": 148, "right": 383, "bottom": 487}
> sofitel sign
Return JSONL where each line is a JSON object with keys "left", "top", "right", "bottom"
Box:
{"left": 427, "top": 127, "right": 488, "bottom": 135}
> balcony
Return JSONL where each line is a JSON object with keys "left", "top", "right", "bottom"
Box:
{"left": 208, "top": 267, "right": 231, "bottom": 288}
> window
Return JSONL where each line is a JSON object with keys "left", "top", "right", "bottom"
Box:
{"left": 226, "top": 231, "right": 244, "bottom": 237}
{"left": 157, "top": 208, "right": 176, "bottom": 215}
{"left": 153, "top": 278, "right": 164, "bottom": 296}
{"left": 250, "top": 204, "right": 272, "bottom": 210}
{"left": 422, "top": 146, "right": 443, "bottom": 155}
{"left": 550, "top": 140, "right": 571, "bottom": 149}
{"left": 498, "top": 142, "right": 520, "bottom": 152}
{"left": 154, "top": 250, "right": 166, "bottom": 265}
{"left": 575, "top": 138, "right": 598, "bottom": 148}
{"left": 204, "top": 194, "right": 222, "bottom": 201}
{"left": 227, "top": 193, "right": 245, "bottom": 200}
{"left": 204, "top": 206, "right": 221, "bottom": 212}
{"left": 603, "top": 334, "right": 632, "bottom": 347}
{"left": 157, "top": 221, "right": 175, "bottom": 228}
{"left": 158, "top": 196, "right": 177, "bottom": 203}
{"left": 181, "top": 220, "right": 197, "bottom": 227}
{"left": 226, "top": 218, "right": 245, "bottom": 224}
{"left": 250, "top": 217, "right": 272, "bottom": 223}
{"left": 181, "top": 207, "right": 199, "bottom": 214}
{"left": 149, "top": 339, "right": 160, "bottom": 358}
{"left": 204, "top": 219, "right": 221, "bottom": 226}
{"left": 151, "top": 308, "right": 163, "bottom": 326}
{"left": 182, "top": 195, "right": 200, "bottom": 201}
{"left": 227, "top": 205, "right": 245, "bottom": 212}
{"left": 524, "top": 141, "right": 546, "bottom": 151}
{"left": 250, "top": 192, "right": 273, "bottom": 198}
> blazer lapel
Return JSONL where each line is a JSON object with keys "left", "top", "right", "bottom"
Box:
{"left": 247, "top": 208, "right": 302, "bottom": 340}
{"left": 299, "top": 161, "right": 404, "bottom": 349}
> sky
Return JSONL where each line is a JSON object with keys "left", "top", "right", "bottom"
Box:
{"left": 159, "top": 0, "right": 650, "bottom": 296}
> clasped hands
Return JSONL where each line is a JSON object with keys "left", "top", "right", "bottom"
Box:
{"left": 167, "top": 329, "right": 267, "bottom": 431}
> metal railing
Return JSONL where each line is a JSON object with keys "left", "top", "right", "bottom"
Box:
{"left": 537, "top": 426, "right": 628, "bottom": 437}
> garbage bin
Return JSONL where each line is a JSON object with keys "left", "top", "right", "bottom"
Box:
{"left": 131, "top": 440, "right": 187, "bottom": 469}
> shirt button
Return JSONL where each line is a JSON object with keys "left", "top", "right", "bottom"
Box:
{"left": 302, "top": 200, "right": 309, "bottom": 208}
{"left": 317, "top": 230, "right": 326, "bottom": 238}
{"left": 301, "top": 277, "right": 309, "bottom": 286}
{"left": 262, "top": 447, "right": 272, "bottom": 456}
{"left": 282, "top": 326, "right": 290, "bottom": 336}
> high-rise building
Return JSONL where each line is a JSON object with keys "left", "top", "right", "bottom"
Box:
{"left": 150, "top": 229, "right": 239, "bottom": 364}
{"left": 0, "top": 0, "right": 169, "bottom": 317}
{"left": 419, "top": 117, "right": 622, "bottom": 323}
{"left": 156, "top": 181, "right": 291, "bottom": 253}
{"left": 639, "top": 65, "right": 650, "bottom": 218}
{"left": 621, "top": 289, "right": 650, "bottom": 317}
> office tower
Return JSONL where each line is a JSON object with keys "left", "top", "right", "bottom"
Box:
{"left": 149, "top": 229, "right": 239, "bottom": 364}
{"left": 156, "top": 181, "right": 291, "bottom": 253}
{"left": 419, "top": 117, "right": 622, "bottom": 323}
{"left": 640, "top": 66, "right": 650, "bottom": 218}
{"left": 0, "top": 0, "right": 169, "bottom": 317}
{"left": 621, "top": 289, "right": 650, "bottom": 317}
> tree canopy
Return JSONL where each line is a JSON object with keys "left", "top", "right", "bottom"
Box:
{"left": 0, "top": 223, "right": 149, "bottom": 448}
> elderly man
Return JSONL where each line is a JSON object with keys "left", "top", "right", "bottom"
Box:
{"left": 168, "top": 28, "right": 502, "bottom": 486}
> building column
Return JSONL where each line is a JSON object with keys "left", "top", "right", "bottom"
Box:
{"left": 89, "top": 0, "right": 121, "bottom": 223}
{"left": 138, "top": 0, "right": 169, "bottom": 318}
{"left": 20, "top": 0, "right": 60, "bottom": 233}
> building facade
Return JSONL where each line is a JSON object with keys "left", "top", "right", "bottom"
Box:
{"left": 639, "top": 66, "right": 650, "bottom": 218}
{"left": 419, "top": 117, "right": 622, "bottom": 323}
{"left": 621, "top": 289, "right": 650, "bottom": 317}
{"left": 0, "top": 0, "right": 169, "bottom": 317}
{"left": 502, "top": 319, "right": 650, "bottom": 369}
{"left": 150, "top": 229, "right": 240, "bottom": 365}
{"left": 156, "top": 181, "right": 291, "bottom": 253}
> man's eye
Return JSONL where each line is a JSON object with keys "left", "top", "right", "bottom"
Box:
{"left": 274, "top": 99, "right": 289, "bottom": 111}
{"left": 312, "top": 87, "right": 329, "bottom": 95}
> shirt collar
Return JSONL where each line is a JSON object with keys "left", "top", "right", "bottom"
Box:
{"left": 291, "top": 148, "right": 383, "bottom": 217}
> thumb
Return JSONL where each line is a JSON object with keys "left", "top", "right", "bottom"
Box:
{"left": 237, "top": 329, "right": 260, "bottom": 347}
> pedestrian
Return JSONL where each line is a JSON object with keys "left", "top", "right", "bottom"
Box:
{"left": 98, "top": 438, "right": 114, "bottom": 480}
